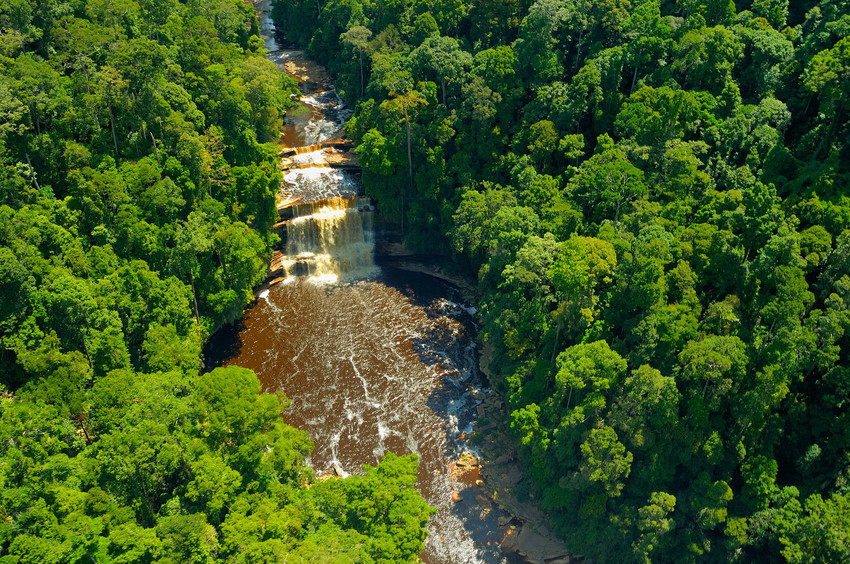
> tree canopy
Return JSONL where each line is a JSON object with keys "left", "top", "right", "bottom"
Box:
{"left": 272, "top": 0, "right": 850, "bottom": 560}
{"left": 0, "top": 1, "right": 432, "bottom": 561}
{"left": 4, "top": 0, "right": 850, "bottom": 561}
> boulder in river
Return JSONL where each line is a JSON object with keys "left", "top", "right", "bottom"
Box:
{"left": 500, "top": 526, "right": 520, "bottom": 553}
{"left": 515, "top": 525, "right": 572, "bottom": 564}
{"left": 455, "top": 452, "right": 479, "bottom": 468}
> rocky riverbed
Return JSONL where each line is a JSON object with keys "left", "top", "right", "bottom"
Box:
{"left": 447, "top": 380, "right": 578, "bottom": 564}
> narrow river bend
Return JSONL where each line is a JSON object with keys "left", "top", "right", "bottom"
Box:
{"left": 205, "top": 2, "right": 518, "bottom": 562}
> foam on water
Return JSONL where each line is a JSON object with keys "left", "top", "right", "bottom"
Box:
{"left": 243, "top": 274, "right": 496, "bottom": 564}
{"left": 301, "top": 90, "right": 345, "bottom": 109}
{"left": 290, "top": 148, "right": 327, "bottom": 165}
{"left": 230, "top": 4, "right": 517, "bottom": 562}
{"left": 303, "top": 117, "right": 344, "bottom": 145}
{"left": 283, "top": 168, "right": 360, "bottom": 201}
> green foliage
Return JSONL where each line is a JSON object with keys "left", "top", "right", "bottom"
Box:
{"left": 0, "top": 366, "right": 430, "bottom": 562}
{"left": 270, "top": 0, "right": 850, "bottom": 560}
{"left": 312, "top": 453, "right": 434, "bottom": 563}
{"left": 0, "top": 0, "right": 300, "bottom": 384}
{"left": 0, "top": 2, "right": 433, "bottom": 562}
{"left": 5, "top": 0, "right": 850, "bottom": 561}
{"left": 780, "top": 493, "right": 850, "bottom": 563}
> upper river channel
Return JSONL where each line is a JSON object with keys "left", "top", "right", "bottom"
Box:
{"left": 204, "top": 2, "right": 525, "bottom": 562}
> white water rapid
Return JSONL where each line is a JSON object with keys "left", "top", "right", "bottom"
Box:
{"left": 220, "top": 3, "right": 521, "bottom": 563}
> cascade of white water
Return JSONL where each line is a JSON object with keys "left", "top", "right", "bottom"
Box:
{"left": 271, "top": 43, "right": 373, "bottom": 284}
{"left": 278, "top": 197, "right": 375, "bottom": 284}
{"left": 241, "top": 4, "right": 514, "bottom": 564}
{"left": 283, "top": 168, "right": 359, "bottom": 200}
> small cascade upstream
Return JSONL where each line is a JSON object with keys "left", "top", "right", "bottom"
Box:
{"left": 282, "top": 168, "right": 360, "bottom": 200}
{"left": 257, "top": 0, "right": 367, "bottom": 285}
{"left": 212, "top": 3, "right": 524, "bottom": 563}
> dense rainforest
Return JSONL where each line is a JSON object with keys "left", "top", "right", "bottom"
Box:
{"left": 272, "top": 0, "right": 850, "bottom": 561}
{"left": 0, "top": 0, "right": 431, "bottom": 562}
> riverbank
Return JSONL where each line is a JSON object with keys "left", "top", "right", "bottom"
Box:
{"left": 257, "top": 1, "right": 576, "bottom": 559}
{"left": 376, "top": 241, "right": 577, "bottom": 563}
{"left": 375, "top": 238, "right": 479, "bottom": 304}
{"left": 458, "top": 391, "right": 579, "bottom": 564}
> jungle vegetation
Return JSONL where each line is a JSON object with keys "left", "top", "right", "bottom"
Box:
{"left": 272, "top": 0, "right": 850, "bottom": 561}
{"left": 0, "top": 0, "right": 431, "bottom": 562}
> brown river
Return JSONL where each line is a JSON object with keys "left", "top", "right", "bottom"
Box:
{"left": 204, "top": 2, "right": 522, "bottom": 562}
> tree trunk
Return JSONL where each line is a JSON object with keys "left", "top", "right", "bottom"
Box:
{"left": 359, "top": 51, "right": 364, "bottom": 98}
{"left": 149, "top": 131, "right": 160, "bottom": 164}
{"left": 76, "top": 414, "right": 92, "bottom": 445}
{"left": 25, "top": 153, "right": 40, "bottom": 192}
{"left": 190, "top": 273, "right": 200, "bottom": 321}
{"left": 109, "top": 105, "right": 120, "bottom": 158}
{"left": 574, "top": 29, "right": 584, "bottom": 73}
{"left": 81, "top": 330, "right": 93, "bottom": 368}
{"left": 817, "top": 104, "right": 844, "bottom": 159}
{"left": 404, "top": 106, "right": 413, "bottom": 237}
{"left": 33, "top": 107, "right": 41, "bottom": 136}
{"left": 81, "top": 67, "right": 102, "bottom": 132}
{"left": 630, "top": 47, "right": 642, "bottom": 94}
{"left": 549, "top": 322, "right": 562, "bottom": 367}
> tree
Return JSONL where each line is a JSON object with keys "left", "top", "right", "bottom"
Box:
{"left": 171, "top": 210, "right": 215, "bottom": 321}
{"left": 450, "top": 185, "right": 517, "bottom": 267}
{"left": 0, "top": 247, "right": 33, "bottom": 332}
{"left": 632, "top": 491, "right": 677, "bottom": 563}
{"left": 468, "top": 0, "right": 521, "bottom": 48}
{"left": 490, "top": 233, "right": 560, "bottom": 360}
{"left": 804, "top": 36, "right": 850, "bottom": 155}
{"left": 156, "top": 513, "right": 220, "bottom": 563}
{"left": 382, "top": 87, "right": 427, "bottom": 234}
{"left": 615, "top": 86, "right": 703, "bottom": 147}
{"left": 780, "top": 494, "right": 850, "bottom": 563}
{"left": 550, "top": 340, "right": 626, "bottom": 417}
{"left": 674, "top": 25, "right": 744, "bottom": 93}
{"left": 514, "top": 0, "right": 567, "bottom": 84}
{"left": 550, "top": 234, "right": 617, "bottom": 340}
{"left": 410, "top": 36, "right": 471, "bottom": 104}
{"left": 609, "top": 365, "right": 680, "bottom": 451}
{"left": 678, "top": 335, "right": 748, "bottom": 411}
{"left": 341, "top": 26, "right": 372, "bottom": 98}
{"left": 567, "top": 144, "right": 647, "bottom": 224}
{"left": 311, "top": 453, "right": 434, "bottom": 563}
{"left": 237, "top": 56, "right": 289, "bottom": 141}
{"left": 573, "top": 425, "right": 633, "bottom": 499}
{"left": 622, "top": 0, "right": 672, "bottom": 94}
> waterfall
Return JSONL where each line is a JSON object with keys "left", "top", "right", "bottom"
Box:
{"left": 259, "top": 4, "right": 372, "bottom": 286}
{"left": 279, "top": 197, "right": 375, "bottom": 284}
{"left": 272, "top": 93, "right": 373, "bottom": 283}
{"left": 276, "top": 157, "right": 374, "bottom": 284}
{"left": 236, "top": 4, "right": 517, "bottom": 563}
